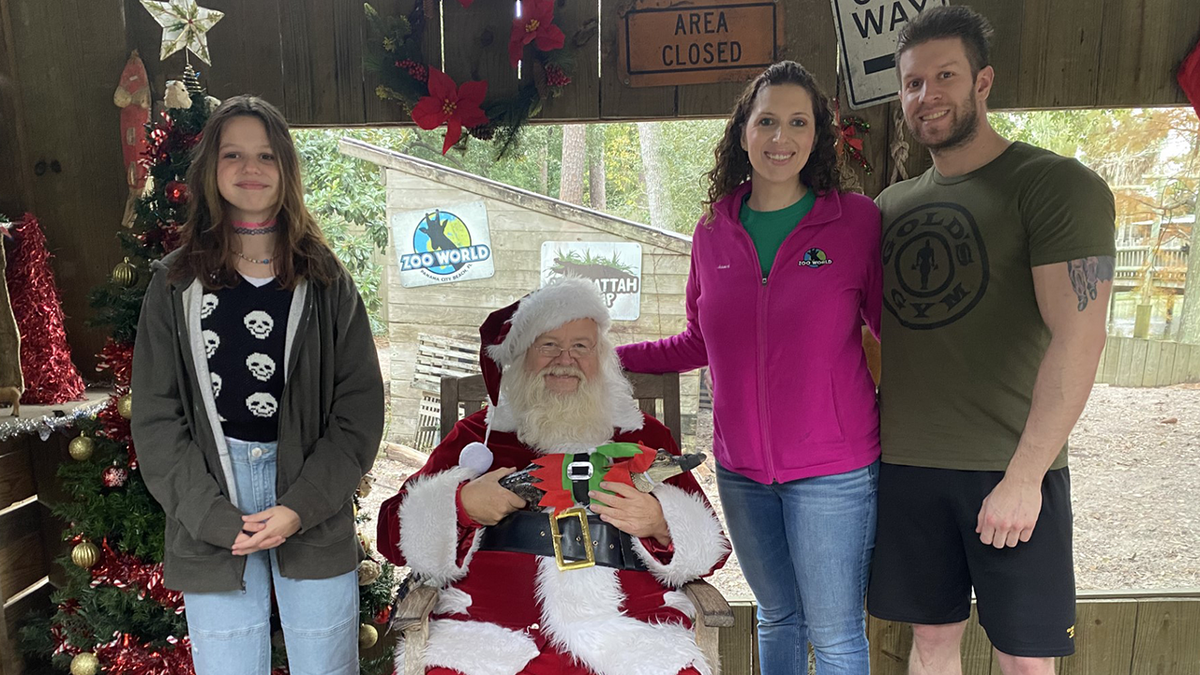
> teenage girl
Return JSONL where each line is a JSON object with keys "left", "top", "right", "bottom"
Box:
{"left": 131, "top": 95, "right": 384, "bottom": 675}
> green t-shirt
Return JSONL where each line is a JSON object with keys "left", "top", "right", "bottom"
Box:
{"left": 875, "top": 142, "right": 1116, "bottom": 471}
{"left": 740, "top": 189, "right": 817, "bottom": 277}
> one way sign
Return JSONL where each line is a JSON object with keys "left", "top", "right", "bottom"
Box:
{"left": 832, "top": 0, "right": 947, "bottom": 109}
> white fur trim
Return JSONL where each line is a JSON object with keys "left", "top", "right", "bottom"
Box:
{"left": 397, "top": 465, "right": 483, "bottom": 586}
{"left": 435, "top": 587, "right": 472, "bottom": 616}
{"left": 663, "top": 590, "right": 697, "bottom": 620}
{"left": 535, "top": 557, "right": 711, "bottom": 675}
{"left": 633, "top": 483, "right": 730, "bottom": 588}
{"left": 487, "top": 277, "right": 611, "bottom": 367}
{"left": 409, "top": 619, "right": 539, "bottom": 675}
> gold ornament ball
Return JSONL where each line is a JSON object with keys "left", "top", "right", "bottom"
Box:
{"left": 357, "top": 559, "right": 381, "bottom": 586}
{"left": 72, "top": 541, "right": 100, "bottom": 569}
{"left": 70, "top": 652, "right": 100, "bottom": 675}
{"left": 69, "top": 434, "right": 95, "bottom": 461}
{"left": 111, "top": 257, "right": 137, "bottom": 288}
{"left": 358, "top": 623, "right": 379, "bottom": 649}
{"left": 117, "top": 393, "right": 132, "bottom": 420}
{"left": 358, "top": 532, "right": 374, "bottom": 554}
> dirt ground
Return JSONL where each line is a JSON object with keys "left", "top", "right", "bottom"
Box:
{"left": 360, "top": 377, "right": 1200, "bottom": 600}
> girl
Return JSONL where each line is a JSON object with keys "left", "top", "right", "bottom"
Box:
{"left": 616, "top": 62, "right": 882, "bottom": 674}
{"left": 131, "top": 95, "right": 384, "bottom": 675}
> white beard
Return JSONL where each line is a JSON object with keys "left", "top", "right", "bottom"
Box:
{"left": 500, "top": 344, "right": 634, "bottom": 452}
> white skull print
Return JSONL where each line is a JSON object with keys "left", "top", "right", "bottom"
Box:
{"left": 202, "top": 330, "right": 220, "bottom": 358}
{"left": 246, "top": 353, "right": 276, "bottom": 382}
{"left": 201, "top": 293, "right": 219, "bottom": 319}
{"left": 246, "top": 392, "right": 278, "bottom": 418}
{"left": 210, "top": 373, "right": 222, "bottom": 398}
{"left": 244, "top": 311, "right": 274, "bottom": 339}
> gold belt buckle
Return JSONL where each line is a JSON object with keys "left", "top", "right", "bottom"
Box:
{"left": 548, "top": 507, "right": 595, "bottom": 571}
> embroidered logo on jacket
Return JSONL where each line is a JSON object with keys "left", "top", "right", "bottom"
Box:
{"left": 799, "top": 248, "right": 834, "bottom": 268}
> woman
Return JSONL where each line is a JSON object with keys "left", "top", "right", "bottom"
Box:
{"left": 616, "top": 61, "right": 882, "bottom": 674}
{"left": 131, "top": 95, "right": 384, "bottom": 675}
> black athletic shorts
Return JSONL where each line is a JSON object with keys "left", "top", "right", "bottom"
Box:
{"left": 867, "top": 462, "right": 1076, "bottom": 657}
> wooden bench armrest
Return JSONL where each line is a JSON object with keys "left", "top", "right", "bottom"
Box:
{"left": 684, "top": 578, "right": 734, "bottom": 628}
{"left": 393, "top": 584, "right": 439, "bottom": 632}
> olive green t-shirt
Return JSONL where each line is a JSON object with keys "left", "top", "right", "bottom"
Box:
{"left": 740, "top": 189, "right": 817, "bottom": 277}
{"left": 875, "top": 142, "right": 1116, "bottom": 471}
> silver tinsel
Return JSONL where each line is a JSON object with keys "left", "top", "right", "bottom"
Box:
{"left": 0, "top": 399, "right": 110, "bottom": 443}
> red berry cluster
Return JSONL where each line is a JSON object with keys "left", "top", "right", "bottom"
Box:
{"left": 396, "top": 59, "right": 429, "bottom": 83}
{"left": 544, "top": 64, "right": 571, "bottom": 88}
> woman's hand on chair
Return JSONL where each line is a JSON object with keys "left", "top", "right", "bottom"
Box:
{"left": 461, "top": 467, "right": 527, "bottom": 525}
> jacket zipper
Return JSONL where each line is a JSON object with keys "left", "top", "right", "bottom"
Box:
{"left": 175, "top": 286, "right": 249, "bottom": 589}
{"left": 733, "top": 203, "right": 816, "bottom": 484}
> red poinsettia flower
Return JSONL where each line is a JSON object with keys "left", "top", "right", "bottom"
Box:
{"left": 509, "top": 0, "right": 566, "bottom": 67}
{"left": 410, "top": 68, "right": 489, "bottom": 154}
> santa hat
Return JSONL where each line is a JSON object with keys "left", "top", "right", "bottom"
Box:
{"left": 478, "top": 277, "right": 612, "bottom": 406}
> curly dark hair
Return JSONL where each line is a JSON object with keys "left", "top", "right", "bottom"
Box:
{"left": 702, "top": 61, "right": 841, "bottom": 223}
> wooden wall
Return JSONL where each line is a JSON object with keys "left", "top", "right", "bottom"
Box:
{"left": 1095, "top": 336, "right": 1200, "bottom": 387}
{"left": 0, "top": 432, "right": 71, "bottom": 675}
{"left": 713, "top": 593, "right": 1200, "bottom": 675}
{"left": 341, "top": 140, "right": 701, "bottom": 444}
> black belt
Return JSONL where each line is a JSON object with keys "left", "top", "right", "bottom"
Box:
{"left": 478, "top": 509, "right": 648, "bottom": 572}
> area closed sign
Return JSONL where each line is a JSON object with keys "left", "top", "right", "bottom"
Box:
{"left": 832, "top": 0, "right": 946, "bottom": 109}
{"left": 618, "top": 0, "right": 783, "bottom": 87}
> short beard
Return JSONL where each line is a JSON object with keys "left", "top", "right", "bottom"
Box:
{"left": 501, "top": 341, "right": 632, "bottom": 452}
{"left": 913, "top": 88, "right": 979, "bottom": 153}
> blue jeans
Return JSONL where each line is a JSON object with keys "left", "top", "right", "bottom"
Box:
{"left": 716, "top": 460, "right": 878, "bottom": 675}
{"left": 183, "top": 438, "right": 359, "bottom": 675}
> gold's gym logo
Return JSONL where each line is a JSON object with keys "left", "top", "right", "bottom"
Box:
{"left": 882, "top": 202, "right": 989, "bottom": 329}
{"left": 1067, "top": 625, "right": 1075, "bottom": 639}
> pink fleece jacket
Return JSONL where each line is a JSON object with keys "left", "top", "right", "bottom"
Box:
{"left": 616, "top": 183, "right": 882, "bottom": 484}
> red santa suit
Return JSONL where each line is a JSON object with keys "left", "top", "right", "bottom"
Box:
{"left": 377, "top": 403, "right": 729, "bottom": 675}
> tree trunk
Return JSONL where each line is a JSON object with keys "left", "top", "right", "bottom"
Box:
{"left": 588, "top": 126, "right": 607, "bottom": 211}
{"left": 637, "top": 122, "right": 672, "bottom": 229}
{"left": 559, "top": 124, "right": 586, "bottom": 205}
{"left": 539, "top": 138, "right": 549, "bottom": 195}
{"left": 1176, "top": 198, "right": 1200, "bottom": 343}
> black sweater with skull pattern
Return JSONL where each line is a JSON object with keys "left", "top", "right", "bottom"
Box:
{"left": 200, "top": 276, "right": 293, "bottom": 442}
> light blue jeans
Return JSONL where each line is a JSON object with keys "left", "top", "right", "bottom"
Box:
{"left": 716, "top": 460, "right": 878, "bottom": 675}
{"left": 183, "top": 438, "right": 359, "bottom": 675}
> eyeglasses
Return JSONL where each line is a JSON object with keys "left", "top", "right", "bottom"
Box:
{"left": 534, "top": 343, "right": 595, "bottom": 359}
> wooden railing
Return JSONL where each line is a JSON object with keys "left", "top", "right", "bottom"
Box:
{"left": 1115, "top": 245, "right": 1188, "bottom": 290}
{"left": 715, "top": 591, "right": 1200, "bottom": 675}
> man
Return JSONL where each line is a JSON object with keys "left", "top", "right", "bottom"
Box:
{"left": 378, "top": 277, "right": 729, "bottom": 675}
{"left": 867, "top": 6, "right": 1115, "bottom": 675}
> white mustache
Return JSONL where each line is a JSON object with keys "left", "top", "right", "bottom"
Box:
{"left": 541, "top": 365, "right": 586, "bottom": 381}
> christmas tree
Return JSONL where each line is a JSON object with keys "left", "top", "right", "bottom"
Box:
{"left": 21, "top": 67, "right": 397, "bottom": 675}
{"left": 3, "top": 214, "right": 86, "bottom": 405}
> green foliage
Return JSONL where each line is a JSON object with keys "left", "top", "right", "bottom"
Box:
{"left": 294, "top": 129, "right": 390, "bottom": 334}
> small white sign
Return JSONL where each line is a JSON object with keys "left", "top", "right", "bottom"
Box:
{"left": 831, "top": 0, "right": 947, "bottom": 109}
{"left": 393, "top": 201, "right": 496, "bottom": 288}
{"left": 541, "top": 242, "right": 643, "bottom": 321}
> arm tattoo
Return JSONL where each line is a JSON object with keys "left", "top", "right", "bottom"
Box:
{"left": 1066, "top": 256, "right": 1115, "bottom": 312}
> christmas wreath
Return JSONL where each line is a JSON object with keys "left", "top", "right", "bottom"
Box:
{"left": 364, "top": 0, "right": 582, "bottom": 157}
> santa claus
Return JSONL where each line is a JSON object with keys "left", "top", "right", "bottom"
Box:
{"left": 377, "top": 277, "right": 729, "bottom": 675}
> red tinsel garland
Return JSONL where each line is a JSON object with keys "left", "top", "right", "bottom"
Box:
{"left": 88, "top": 540, "right": 184, "bottom": 611}
{"left": 98, "top": 339, "right": 134, "bottom": 388}
{"left": 4, "top": 214, "right": 86, "bottom": 404}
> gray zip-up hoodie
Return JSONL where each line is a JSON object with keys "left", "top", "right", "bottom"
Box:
{"left": 131, "top": 250, "right": 384, "bottom": 592}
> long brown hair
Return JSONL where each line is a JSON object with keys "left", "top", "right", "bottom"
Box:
{"left": 169, "top": 95, "right": 339, "bottom": 289}
{"left": 702, "top": 61, "right": 841, "bottom": 223}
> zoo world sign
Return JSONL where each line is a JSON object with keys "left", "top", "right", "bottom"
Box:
{"left": 541, "top": 242, "right": 643, "bottom": 321}
{"left": 393, "top": 200, "right": 495, "bottom": 288}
